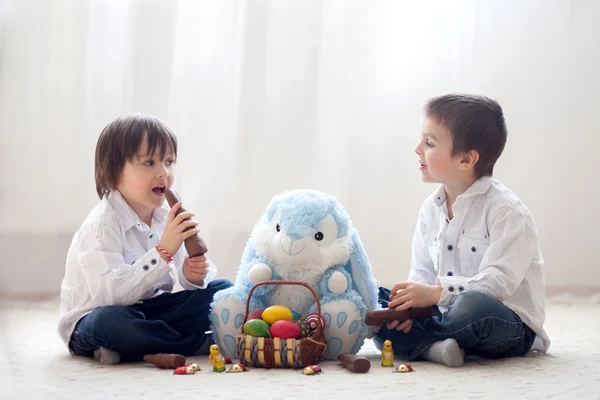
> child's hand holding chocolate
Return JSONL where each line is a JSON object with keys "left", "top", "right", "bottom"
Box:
{"left": 184, "top": 254, "right": 210, "bottom": 285}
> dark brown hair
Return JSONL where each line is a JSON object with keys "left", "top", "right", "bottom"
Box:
{"left": 94, "top": 113, "right": 178, "bottom": 199}
{"left": 424, "top": 93, "right": 507, "bottom": 178}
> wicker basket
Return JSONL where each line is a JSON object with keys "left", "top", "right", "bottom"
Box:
{"left": 236, "top": 280, "right": 327, "bottom": 369}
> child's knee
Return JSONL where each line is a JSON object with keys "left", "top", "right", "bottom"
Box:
{"left": 453, "top": 290, "right": 497, "bottom": 310}
{"left": 207, "top": 279, "right": 234, "bottom": 292}
{"left": 88, "top": 305, "right": 131, "bottom": 323}
{"left": 449, "top": 290, "right": 508, "bottom": 325}
{"left": 187, "top": 279, "right": 234, "bottom": 306}
{"left": 80, "top": 306, "right": 139, "bottom": 337}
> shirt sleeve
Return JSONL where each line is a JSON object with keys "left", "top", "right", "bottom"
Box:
{"left": 437, "top": 205, "right": 538, "bottom": 306}
{"left": 174, "top": 246, "right": 217, "bottom": 290}
{"left": 407, "top": 204, "right": 438, "bottom": 285}
{"left": 76, "top": 222, "right": 173, "bottom": 306}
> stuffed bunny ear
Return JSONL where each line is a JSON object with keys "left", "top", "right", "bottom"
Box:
{"left": 346, "top": 228, "right": 380, "bottom": 313}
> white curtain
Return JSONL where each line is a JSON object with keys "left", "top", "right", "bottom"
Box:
{"left": 1, "top": 0, "right": 599, "bottom": 295}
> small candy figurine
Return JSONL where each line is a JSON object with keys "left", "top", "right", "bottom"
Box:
{"left": 381, "top": 340, "right": 394, "bottom": 367}
{"left": 395, "top": 364, "right": 413, "bottom": 373}
{"left": 301, "top": 365, "right": 322, "bottom": 375}
{"left": 186, "top": 363, "right": 201, "bottom": 373}
{"left": 227, "top": 363, "right": 248, "bottom": 373}
{"left": 173, "top": 363, "right": 201, "bottom": 375}
{"left": 173, "top": 366, "right": 188, "bottom": 375}
{"left": 209, "top": 344, "right": 226, "bottom": 372}
{"left": 223, "top": 356, "right": 233, "bottom": 365}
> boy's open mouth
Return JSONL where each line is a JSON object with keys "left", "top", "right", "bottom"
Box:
{"left": 152, "top": 186, "right": 166, "bottom": 195}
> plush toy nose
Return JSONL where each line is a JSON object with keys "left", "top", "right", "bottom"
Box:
{"left": 286, "top": 232, "right": 303, "bottom": 242}
{"left": 280, "top": 233, "right": 305, "bottom": 256}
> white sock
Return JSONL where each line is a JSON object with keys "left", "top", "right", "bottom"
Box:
{"left": 93, "top": 347, "right": 121, "bottom": 365}
{"left": 422, "top": 339, "right": 464, "bottom": 367}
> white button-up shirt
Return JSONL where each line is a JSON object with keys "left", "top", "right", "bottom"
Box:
{"left": 408, "top": 177, "right": 550, "bottom": 353}
{"left": 57, "top": 190, "right": 217, "bottom": 346}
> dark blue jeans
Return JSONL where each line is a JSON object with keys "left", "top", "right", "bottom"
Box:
{"left": 373, "top": 287, "right": 536, "bottom": 361}
{"left": 68, "top": 279, "right": 233, "bottom": 362}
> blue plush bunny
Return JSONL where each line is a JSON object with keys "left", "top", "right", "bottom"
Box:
{"left": 210, "top": 189, "right": 380, "bottom": 359}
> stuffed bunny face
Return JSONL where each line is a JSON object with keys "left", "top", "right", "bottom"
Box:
{"left": 252, "top": 190, "right": 353, "bottom": 268}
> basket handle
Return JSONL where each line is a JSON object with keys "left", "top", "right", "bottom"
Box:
{"left": 242, "top": 280, "right": 323, "bottom": 328}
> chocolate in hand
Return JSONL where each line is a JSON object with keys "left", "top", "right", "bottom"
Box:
{"left": 164, "top": 188, "right": 208, "bottom": 257}
{"left": 364, "top": 307, "right": 433, "bottom": 326}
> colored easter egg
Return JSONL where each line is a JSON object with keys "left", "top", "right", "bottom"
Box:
{"left": 270, "top": 320, "right": 301, "bottom": 339}
{"left": 248, "top": 308, "right": 265, "bottom": 321}
{"left": 291, "top": 310, "right": 302, "bottom": 320}
{"left": 243, "top": 319, "right": 271, "bottom": 337}
{"left": 295, "top": 319, "right": 311, "bottom": 338}
{"left": 262, "top": 305, "right": 293, "bottom": 325}
{"left": 305, "top": 313, "right": 326, "bottom": 330}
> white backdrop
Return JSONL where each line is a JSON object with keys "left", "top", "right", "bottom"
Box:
{"left": 0, "top": 0, "right": 599, "bottom": 297}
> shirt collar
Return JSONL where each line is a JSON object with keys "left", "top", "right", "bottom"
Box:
{"left": 433, "top": 176, "right": 493, "bottom": 207}
{"left": 107, "top": 190, "right": 169, "bottom": 231}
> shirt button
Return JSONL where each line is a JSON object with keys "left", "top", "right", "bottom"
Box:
{"left": 143, "top": 265, "right": 149, "bottom": 271}
{"left": 151, "top": 259, "right": 157, "bottom": 265}
{"left": 458, "top": 286, "right": 465, "bottom": 292}
{"left": 471, "top": 246, "right": 477, "bottom": 252}
{"left": 447, "top": 245, "right": 454, "bottom": 251}
{"left": 149, "top": 234, "right": 153, "bottom": 239}
{"left": 448, "top": 286, "right": 455, "bottom": 293}
{"left": 447, "top": 271, "right": 453, "bottom": 276}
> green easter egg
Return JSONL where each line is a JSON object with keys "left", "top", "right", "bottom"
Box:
{"left": 243, "top": 319, "right": 271, "bottom": 337}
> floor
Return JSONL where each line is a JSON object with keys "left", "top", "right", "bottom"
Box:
{"left": 1, "top": 299, "right": 599, "bottom": 400}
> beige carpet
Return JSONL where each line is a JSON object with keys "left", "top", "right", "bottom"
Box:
{"left": 1, "top": 299, "right": 599, "bottom": 400}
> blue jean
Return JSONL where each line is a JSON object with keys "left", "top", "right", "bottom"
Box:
{"left": 68, "top": 279, "right": 233, "bottom": 362}
{"left": 373, "top": 286, "right": 536, "bottom": 361}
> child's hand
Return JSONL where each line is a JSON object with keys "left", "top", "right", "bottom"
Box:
{"left": 157, "top": 201, "right": 199, "bottom": 257}
{"left": 183, "top": 255, "right": 210, "bottom": 285}
{"left": 388, "top": 282, "right": 442, "bottom": 312}
{"left": 385, "top": 318, "right": 414, "bottom": 333}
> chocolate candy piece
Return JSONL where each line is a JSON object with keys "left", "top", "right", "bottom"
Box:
{"left": 301, "top": 365, "right": 322, "bottom": 375}
{"left": 173, "top": 366, "right": 188, "bottom": 375}
{"left": 381, "top": 340, "right": 394, "bottom": 367}
{"left": 337, "top": 353, "right": 371, "bottom": 373}
{"left": 364, "top": 307, "right": 433, "bottom": 326}
{"left": 164, "top": 188, "right": 208, "bottom": 257}
{"left": 143, "top": 353, "right": 186, "bottom": 369}
{"left": 185, "top": 362, "right": 201, "bottom": 372}
{"left": 395, "top": 364, "right": 413, "bottom": 373}
{"left": 227, "top": 363, "right": 247, "bottom": 373}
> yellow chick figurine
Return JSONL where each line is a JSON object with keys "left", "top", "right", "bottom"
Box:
{"left": 381, "top": 340, "right": 394, "bottom": 367}
{"left": 209, "top": 344, "right": 226, "bottom": 372}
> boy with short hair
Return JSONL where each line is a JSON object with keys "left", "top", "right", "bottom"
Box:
{"left": 58, "top": 113, "right": 233, "bottom": 364}
{"left": 374, "top": 94, "right": 550, "bottom": 367}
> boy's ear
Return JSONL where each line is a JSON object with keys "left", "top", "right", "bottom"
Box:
{"left": 458, "top": 149, "right": 479, "bottom": 171}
